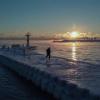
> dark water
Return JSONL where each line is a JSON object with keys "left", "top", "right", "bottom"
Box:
{"left": 0, "top": 64, "right": 57, "bottom": 100}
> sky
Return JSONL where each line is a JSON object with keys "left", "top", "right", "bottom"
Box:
{"left": 0, "top": 0, "right": 100, "bottom": 37}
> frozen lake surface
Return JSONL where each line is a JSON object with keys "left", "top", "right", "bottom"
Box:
{"left": 0, "top": 40, "right": 100, "bottom": 95}
{"left": 0, "top": 63, "right": 57, "bottom": 100}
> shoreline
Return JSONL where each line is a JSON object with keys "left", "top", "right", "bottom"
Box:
{"left": 53, "top": 40, "right": 100, "bottom": 42}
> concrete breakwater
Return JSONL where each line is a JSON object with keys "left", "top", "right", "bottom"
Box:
{"left": 0, "top": 55, "right": 100, "bottom": 100}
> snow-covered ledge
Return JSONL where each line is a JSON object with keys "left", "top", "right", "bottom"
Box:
{"left": 0, "top": 55, "right": 99, "bottom": 100}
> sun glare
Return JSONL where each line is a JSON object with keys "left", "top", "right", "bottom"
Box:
{"left": 71, "top": 31, "right": 79, "bottom": 38}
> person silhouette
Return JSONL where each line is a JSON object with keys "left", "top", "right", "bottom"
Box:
{"left": 46, "top": 47, "right": 51, "bottom": 61}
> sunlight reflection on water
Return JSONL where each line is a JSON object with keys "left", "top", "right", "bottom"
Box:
{"left": 72, "top": 43, "right": 77, "bottom": 61}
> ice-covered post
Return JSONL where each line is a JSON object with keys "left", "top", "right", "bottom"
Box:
{"left": 25, "top": 32, "right": 31, "bottom": 47}
{"left": 25, "top": 32, "right": 31, "bottom": 57}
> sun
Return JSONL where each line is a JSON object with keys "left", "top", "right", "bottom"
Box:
{"left": 70, "top": 31, "right": 79, "bottom": 38}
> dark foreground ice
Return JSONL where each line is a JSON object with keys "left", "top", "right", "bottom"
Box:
{"left": 0, "top": 64, "right": 57, "bottom": 100}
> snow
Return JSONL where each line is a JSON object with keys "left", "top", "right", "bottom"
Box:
{"left": 0, "top": 47, "right": 100, "bottom": 100}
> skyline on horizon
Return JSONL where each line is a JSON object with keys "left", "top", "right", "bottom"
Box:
{"left": 1, "top": 0, "right": 100, "bottom": 37}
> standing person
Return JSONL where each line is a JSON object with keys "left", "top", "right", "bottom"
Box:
{"left": 46, "top": 47, "right": 51, "bottom": 61}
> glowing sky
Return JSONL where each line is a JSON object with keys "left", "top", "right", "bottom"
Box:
{"left": 0, "top": 0, "right": 100, "bottom": 37}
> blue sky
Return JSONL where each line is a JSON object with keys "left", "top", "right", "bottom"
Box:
{"left": 0, "top": 0, "right": 100, "bottom": 37}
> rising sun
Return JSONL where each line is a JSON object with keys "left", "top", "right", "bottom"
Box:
{"left": 70, "top": 31, "right": 79, "bottom": 38}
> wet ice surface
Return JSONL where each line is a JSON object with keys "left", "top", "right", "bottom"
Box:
{"left": 0, "top": 48, "right": 100, "bottom": 95}
{"left": 0, "top": 64, "right": 57, "bottom": 100}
